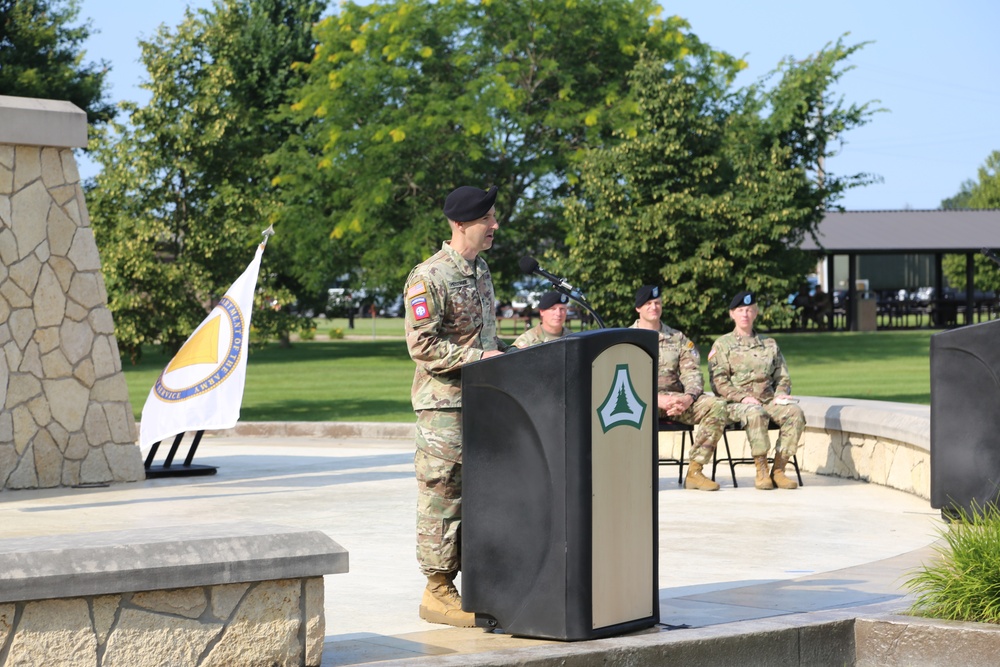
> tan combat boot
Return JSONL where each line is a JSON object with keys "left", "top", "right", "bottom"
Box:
{"left": 771, "top": 454, "right": 799, "bottom": 489}
{"left": 754, "top": 455, "right": 775, "bottom": 490}
{"left": 419, "top": 573, "right": 476, "bottom": 627}
{"left": 684, "top": 461, "right": 720, "bottom": 491}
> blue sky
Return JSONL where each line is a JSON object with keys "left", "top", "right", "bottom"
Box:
{"left": 78, "top": 0, "right": 999, "bottom": 211}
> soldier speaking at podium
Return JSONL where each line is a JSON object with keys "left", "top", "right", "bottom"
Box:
{"left": 403, "top": 185, "right": 507, "bottom": 627}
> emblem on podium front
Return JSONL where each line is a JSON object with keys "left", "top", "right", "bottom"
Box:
{"left": 597, "top": 364, "right": 647, "bottom": 433}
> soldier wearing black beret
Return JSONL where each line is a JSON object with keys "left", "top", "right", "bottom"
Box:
{"left": 709, "top": 289, "right": 805, "bottom": 490}
{"left": 729, "top": 290, "right": 755, "bottom": 310}
{"left": 403, "top": 184, "right": 507, "bottom": 627}
{"left": 513, "top": 290, "right": 572, "bottom": 348}
{"left": 631, "top": 285, "right": 727, "bottom": 491}
{"left": 442, "top": 185, "right": 498, "bottom": 222}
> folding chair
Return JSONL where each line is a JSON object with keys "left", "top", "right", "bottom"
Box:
{"left": 711, "top": 420, "right": 802, "bottom": 488}
{"left": 657, "top": 419, "right": 695, "bottom": 484}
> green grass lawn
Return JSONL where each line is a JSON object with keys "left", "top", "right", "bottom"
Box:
{"left": 748, "top": 330, "right": 933, "bottom": 405}
{"left": 123, "top": 328, "right": 937, "bottom": 423}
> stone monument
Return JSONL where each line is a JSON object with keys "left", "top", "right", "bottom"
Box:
{"left": 0, "top": 95, "right": 144, "bottom": 489}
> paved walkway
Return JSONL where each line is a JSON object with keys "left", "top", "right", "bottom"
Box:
{"left": 0, "top": 432, "right": 943, "bottom": 666}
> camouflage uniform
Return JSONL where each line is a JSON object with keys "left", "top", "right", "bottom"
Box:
{"left": 631, "top": 320, "right": 726, "bottom": 465}
{"left": 511, "top": 325, "right": 571, "bottom": 349}
{"left": 707, "top": 331, "right": 805, "bottom": 457}
{"left": 404, "top": 241, "right": 506, "bottom": 576}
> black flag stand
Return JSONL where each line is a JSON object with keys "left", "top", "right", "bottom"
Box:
{"left": 143, "top": 430, "right": 217, "bottom": 478}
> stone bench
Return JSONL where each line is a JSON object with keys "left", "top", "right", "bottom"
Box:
{"left": 658, "top": 396, "right": 930, "bottom": 499}
{"left": 0, "top": 523, "right": 348, "bottom": 666}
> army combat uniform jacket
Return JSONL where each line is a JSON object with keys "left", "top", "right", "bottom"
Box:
{"left": 512, "top": 325, "right": 570, "bottom": 349}
{"left": 404, "top": 241, "right": 507, "bottom": 411}
{"left": 630, "top": 320, "right": 703, "bottom": 397}
{"left": 630, "top": 320, "right": 726, "bottom": 461}
{"left": 707, "top": 331, "right": 791, "bottom": 403}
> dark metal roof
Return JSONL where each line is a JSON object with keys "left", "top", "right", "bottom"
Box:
{"left": 803, "top": 210, "right": 1000, "bottom": 254}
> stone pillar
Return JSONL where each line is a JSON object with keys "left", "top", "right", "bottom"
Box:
{"left": 0, "top": 95, "right": 144, "bottom": 489}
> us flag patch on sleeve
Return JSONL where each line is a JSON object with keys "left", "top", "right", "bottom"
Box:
{"left": 410, "top": 296, "right": 430, "bottom": 321}
{"left": 407, "top": 281, "right": 426, "bottom": 298}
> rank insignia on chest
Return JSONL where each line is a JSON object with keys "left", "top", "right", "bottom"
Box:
{"left": 410, "top": 296, "right": 430, "bottom": 321}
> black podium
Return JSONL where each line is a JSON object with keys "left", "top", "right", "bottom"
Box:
{"left": 461, "top": 328, "right": 659, "bottom": 640}
{"left": 930, "top": 319, "right": 1000, "bottom": 518}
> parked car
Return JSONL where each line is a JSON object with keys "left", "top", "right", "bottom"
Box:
{"left": 510, "top": 290, "right": 542, "bottom": 315}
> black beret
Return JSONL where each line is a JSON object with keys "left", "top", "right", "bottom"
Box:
{"left": 729, "top": 290, "right": 756, "bottom": 309}
{"left": 538, "top": 291, "right": 568, "bottom": 311}
{"left": 442, "top": 185, "right": 498, "bottom": 222}
{"left": 634, "top": 285, "right": 661, "bottom": 308}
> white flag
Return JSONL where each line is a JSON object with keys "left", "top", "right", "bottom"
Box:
{"left": 139, "top": 242, "right": 265, "bottom": 450}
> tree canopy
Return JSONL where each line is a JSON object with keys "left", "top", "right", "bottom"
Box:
{"left": 269, "top": 0, "right": 743, "bottom": 300}
{"left": 87, "top": 0, "right": 323, "bottom": 360}
{"left": 942, "top": 150, "right": 1000, "bottom": 292}
{"left": 0, "top": 0, "right": 114, "bottom": 123}
{"left": 562, "top": 38, "right": 879, "bottom": 337}
{"left": 81, "top": 0, "right": 883, "bottom": 353}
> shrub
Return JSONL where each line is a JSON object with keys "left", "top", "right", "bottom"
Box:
{"left": 328, "top": 327, "right": 345, "bottom": 340}
{"left": 299, "top": 324, "right": 317, "bottom": 341}
{"left": 905, "top": 502, "right": 1000, "bottom": 624}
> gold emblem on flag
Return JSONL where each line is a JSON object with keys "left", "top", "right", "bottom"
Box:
{"left": 166, "top": 316, "right": 221, "bottom": 372}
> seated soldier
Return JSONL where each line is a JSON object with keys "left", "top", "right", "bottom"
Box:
{"left": 811, "top": 285, "right": 833, "bottom": 330}
{"left": 631, "top": 285, "right": 727, "bottom": 491}
{"left": 708, "top": 290, "right": 805, "bottom": 490}
{"left": 512, "top": 291, "right": 572, "bottom": 348}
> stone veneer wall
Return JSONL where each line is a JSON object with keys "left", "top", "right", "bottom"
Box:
{"left": 0, "top": 95, "right": 144, "bottom": 489}
{"left": 0, "top": 524, "right": 345, "bottom": 667}
{"left": 0, "top": 579, "right": 325, "bottom": 667}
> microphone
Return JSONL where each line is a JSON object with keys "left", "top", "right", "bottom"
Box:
{"left": 518, "top": 256, "right": 607, "bottom": 329}
{"left": 518, "top": 256, "right": 580, "bottom": 295}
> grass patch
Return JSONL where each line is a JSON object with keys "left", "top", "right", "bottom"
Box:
{"left": 906, "top": 503, "right": 1000, "bottom": 624}
{"left": 123, "top": 329, "right": 937, "bottom": 423}
{"left": 124, "top": 340, "right": 416, "bottom": 423}
{"left": 760, "top": 330, "right": 933, "bottom": 405}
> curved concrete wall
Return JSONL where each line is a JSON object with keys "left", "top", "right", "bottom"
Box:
{"left": 223, "top": 397, "right": 933, "bottom": 500}
{"left": 655, "top": 396, "right": 931, "bottom": 499}
{"left": 797, "top": 396, "right": 929, "bottom": 500}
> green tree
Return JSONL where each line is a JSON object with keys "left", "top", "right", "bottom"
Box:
{"left": 564, "top": 39, "right": 879, "bottom": 338}
{"left": 942, "top": 150, "right": 1000, "bottom": 292}
{"left": 0, "top": 0, "right": 114, "bottom": 123}
{"left": 87, "top": 0, "right": 323, "bottom": 361}
{"left": 269, "top": 0, "right": 742, "bottom": 300}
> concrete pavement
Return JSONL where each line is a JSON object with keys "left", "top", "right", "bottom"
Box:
{"left": 0, "top": 431, "right": 944, "bottom": 666}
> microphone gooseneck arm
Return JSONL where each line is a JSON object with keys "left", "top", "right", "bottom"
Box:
{"left": 518, "top": 256, "right": 606, "bottom": 329}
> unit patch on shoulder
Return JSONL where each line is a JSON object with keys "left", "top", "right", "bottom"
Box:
{"left": 407, "top": 281, "right": 427, "bottom": 299}
{"left": 410, "top": 296, "right": 431, "bottom": 321}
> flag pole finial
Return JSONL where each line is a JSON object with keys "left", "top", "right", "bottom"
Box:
{"left": 260, "top": 224, "right": 275, "bottom": 248}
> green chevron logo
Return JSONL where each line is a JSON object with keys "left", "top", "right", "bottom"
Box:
{"left": 597, "top": 364, "right": 647, "bottom": 433}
